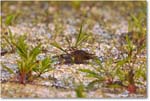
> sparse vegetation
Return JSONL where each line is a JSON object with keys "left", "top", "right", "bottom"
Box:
{"left": 1, "top": 1, "right": 146, "bottom": 98}
{"left": 2, "top": 35, "right": 42, "bottom": 84}
{"left": 116, "top": 12, "right": 146, "bottom": 94}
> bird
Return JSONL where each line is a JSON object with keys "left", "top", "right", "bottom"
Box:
{"left": 53, "top": 49, "right": 95, "bottom": 64}
{"left": 70, "top": 49, "right": 95, "bottom": 64}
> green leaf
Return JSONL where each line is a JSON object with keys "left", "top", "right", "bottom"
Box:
{"left": 79, "top": 69, "right": 101, "bottom": 79}
{"left": 115, "top": 68, "right": 125, "bottom": 81}
{"left": 30, "top": 44, "right": 41, "bottom": 61}
{"left": 93, "top": 57, "right": 103, "bottom": 68}
{"left": 87, "top": 79, "right": 100, "bottom": 89}
{"left": 116, "top": 58, "right": 128, "bottom": 67}
{"left": 50, "top": 41, "right": 67, "bottom": 54}
{"left": 43, "top": 57, "right": 52, "bottom": 67}
{"left": 5, "top": 14, "right": 15, "bottom": 26}
{"left": 75, "top": 84, "right": 85, "bottom": 98}
{"left": 125, "top": 35, "right": 133, "bottom": 52}
{"left": 41, "top": 57, "right": 52, "bottom": 72}
{"left": 135, "top": 64, "right": 146, "bottom": 80}
{"left": 33, "top": 57, "right": 53, "bottom": 76}
{"left": 3, "top": 29, "right": 16, "bottom": 51}
{"left": 65, "top": 36, "right": 71, "bottom": 48}
{"left": 75, "top": 24, "right": 89, "bottom": 48}
{"left": 1, "top": 63, "right": 15, "bottom": 74}
{"left": 75, "top": 24, "right": 83, "bottom": 47}
{"left": 27, "top": 61, "right": 38, "bottom": 73}
{"left": 15, "top": 36, "right": 28, "bottom": 59}
{"left": 76, "top": 34, "right": 89, "bottom": 47}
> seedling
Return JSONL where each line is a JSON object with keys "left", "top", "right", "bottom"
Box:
{"left": 33, "top": 57, "right": 53, "bottom": 77}
{"left": 78, "top": 58, "right": 106, "bottom": 89}
{"left": 116, "top": 12, "right": 146, "bottom": 93}
{"left": 75, "top": 83, "right": 86, "bottom": 98}
{"left": 2, "top": 35, "right": 41, "bottom": 84}
{"left": 5, "top": 13, "right": 18, "bottom": 26}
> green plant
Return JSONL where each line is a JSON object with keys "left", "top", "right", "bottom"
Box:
{"left": 78, "top": 58, "right": 106, "bottom": 89}
{"left": 51, "top": 24, "right": 90, "bottom": 51}
{"left": 79, "top": 56, "right": 126, "bottom": 90}
{"left": 64, "top": 24, "right": 90, "bottom": 49}
{"left": 2, "top": 35, "right": 41, "bottom": 84}
{"left": 75, "top": 83, "right": 86, "bottom": 98}
{"left": 50, "top": 41, "right": 68, "bottom": 54}
{"left": 116, "top": 12, "right": 146, "bottom": 93}
{"left": 74, "top": 24, "right": 89, "bottom": 48}
{"left": 33, "top": 57, "right": 53, "bottom": 77}
{"left": 2, "top": 29, "right": 17, "bottom": 53}
{"left": 128, "top": 12, "right": 146, "bottom": 49}
{"left": 1, "top": 63, "right": 15, "bottom": 74}
{"left": 5, "top": 14, "right": 17, "bottom": 26}
{"left": 116, "top": 34, "right": 146, "bottom": 93}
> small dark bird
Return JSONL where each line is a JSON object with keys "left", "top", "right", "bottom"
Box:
{"left": 58, "top": 54, "right": 73, "bottom": 64}
{"left": 53, "top": 49, "right": 95, "bottom": 64}
{"left": 70, "top": 50, "right": 95, "bottom": 64}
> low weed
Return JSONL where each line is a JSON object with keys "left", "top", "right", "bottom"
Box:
{"left": 116, "top": 12, "right": 146, "bottom": 93}
{"left": 75, "top": 83, "right": 86, "bottom": 98}
{"left": 5, "top": 14, "right": 18, "bottom": 26}
{"left": 2, "top": 35, "right": 41, "bottom": 84}
{"left": 33, "top": 57, "right": 53, "bottom": 77}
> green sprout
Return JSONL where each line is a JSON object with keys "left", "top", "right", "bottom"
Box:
{"left": 75, "top": 83, "right": 86, "bottom": 98}
{"left": 2, "top": 35, "right": 41, "bottom": 84}
{"left": 33, "top": 57, "right": 53, "bottom": 77}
